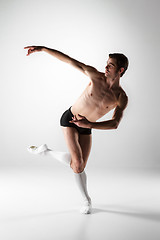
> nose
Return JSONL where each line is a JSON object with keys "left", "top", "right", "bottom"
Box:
{"left": 105, "top": 65, "right": 109, "bottom": 71}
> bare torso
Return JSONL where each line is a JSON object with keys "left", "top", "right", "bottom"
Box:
{"left": 71, "top": 74, "right": 124, "bottom": 122}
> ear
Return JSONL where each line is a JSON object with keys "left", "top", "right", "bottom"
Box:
{"left": 119, "top": 67, "right": 124, "bottom": 76}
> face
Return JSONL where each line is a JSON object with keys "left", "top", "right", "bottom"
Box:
{"left": 105, "top": 58, "right": 119, "bottom": 78}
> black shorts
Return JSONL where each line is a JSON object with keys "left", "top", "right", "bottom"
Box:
{"left": 60, "top": 107, "right": 92, "bottom": 135}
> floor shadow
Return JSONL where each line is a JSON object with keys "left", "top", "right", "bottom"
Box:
{"left": 1, "top": 209, "right": 77, "bottom": 223}
{"left": 92, "top": 205, "right": 160, "bottom": 222}
{"left": 2, "top": 205, "right": 160, "bottom": 223}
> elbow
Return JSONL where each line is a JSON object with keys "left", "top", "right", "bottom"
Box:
{"left": 113, "top": 121, "right": 119, "bottom": 129}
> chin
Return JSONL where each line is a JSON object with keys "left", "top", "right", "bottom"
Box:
{"left": 105, "top": 72, "right": 109, "bottom": 77}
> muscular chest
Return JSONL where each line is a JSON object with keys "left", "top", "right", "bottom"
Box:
{"left": 87, "top": 83, "right": 117, "bottom": 110}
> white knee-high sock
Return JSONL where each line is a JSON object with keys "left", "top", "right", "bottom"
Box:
{"left": 74, "top": 171, "right": 91, "bottom": 203}
{"left": 74, "top": 171, "right": 92, "bottom": 214}
{"left": 45, "top": 149, "right": 71, "bottom": 167}
{"left": 28, "top": 144, "right": 71, "bottom": 167}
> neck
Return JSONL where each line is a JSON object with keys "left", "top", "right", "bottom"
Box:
{"left": 106, "top": 76, "right": 120, "bottom": 89}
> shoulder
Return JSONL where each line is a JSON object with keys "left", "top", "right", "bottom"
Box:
{"left": 117, "top": 88, "right": 128, "bottom": 110}
{"left": 85, "top": 66, "right": 105, "bottom": 81}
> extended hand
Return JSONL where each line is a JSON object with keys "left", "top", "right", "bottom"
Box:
{"left": 24, "top": 46, "right": 44, "bottom": 56}
{"left": 69, "top": 114, "right": 92, "bottom": 129}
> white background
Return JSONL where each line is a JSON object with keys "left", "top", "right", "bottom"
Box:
{"left": 1, "top": 1, "right": 160, "bottom": 240}
{"left": 1, "top": 0, "right": 160, "bottom": 169}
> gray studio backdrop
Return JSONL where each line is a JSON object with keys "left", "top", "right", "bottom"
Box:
{"left": 1, "top": 0, "right": 159, "bottom": 169}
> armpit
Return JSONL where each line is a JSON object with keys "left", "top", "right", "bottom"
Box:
{"left": 118, "top": 92, "right": 128, "bottom": 110}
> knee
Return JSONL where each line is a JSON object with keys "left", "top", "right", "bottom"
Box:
{"left": 71, "top": 158, "right": 85, "bottom": 173}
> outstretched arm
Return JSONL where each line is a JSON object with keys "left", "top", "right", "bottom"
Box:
{"left": 24, "top": 46, "right": 99, "bottom": 77}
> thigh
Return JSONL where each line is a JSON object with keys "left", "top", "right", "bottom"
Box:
{"left": 79, "top": 134, "right": 92, "bottom": 167}
{"left": 61, "top": 127, "right": 83, "bottom": 163}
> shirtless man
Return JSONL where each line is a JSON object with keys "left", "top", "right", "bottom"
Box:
{"left": 24, "top": 46, "right": 129, "bottom": 214}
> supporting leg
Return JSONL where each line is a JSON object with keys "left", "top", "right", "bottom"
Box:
{"left": 74, "top": 170, "right": 92, "bottom": 214}
{"left": 62, "top": 127, "right": 92, "bottom": 214}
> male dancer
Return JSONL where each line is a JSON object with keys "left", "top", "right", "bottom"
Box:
{"left": 24, "top": 46, "right": 129, "bottom": 214}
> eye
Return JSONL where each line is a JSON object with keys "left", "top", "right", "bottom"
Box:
{"left": 110, "top": 65, "right": 114, "bottom": 69}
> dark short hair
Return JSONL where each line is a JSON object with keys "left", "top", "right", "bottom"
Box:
{"left": 109, "top": 53, "right": 129, "bottom": 77}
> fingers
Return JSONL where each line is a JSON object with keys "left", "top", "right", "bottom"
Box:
{"left": 78, "top": 114, "right": 85, "bottom": 119}
{"left": 24, "top": 46, "right": 43, "bottom": 56}
{"left": 69, "top": 120, "right": 77, "bottom": 124}
{"left": 24, "top": 46, "right": 35, "bottom": 49}
{"left": 69, "top": 114, "right": 79, "bottom": 123}
{"left": 74, "top": 115, "right": 78, "bottom": 120}
{"left": 72, "top": 114, "right": 85, "bottom": 121}
{"left": 69, "top": 119, "right": 77, "bottom": 123}
{"left": 69, "top": 115, "right": 77, "bottom": 123}
{"left": 69, "top": 114, "right": 86, "bottom": 124}
{"left": 27, "top": 49, "right": 33, "bottom": 56}
{"left": 24, "top": 46, "right": 34, "bottom": 56}
{"left": 72, "top": 115, "right": 78, "bottom": 121}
